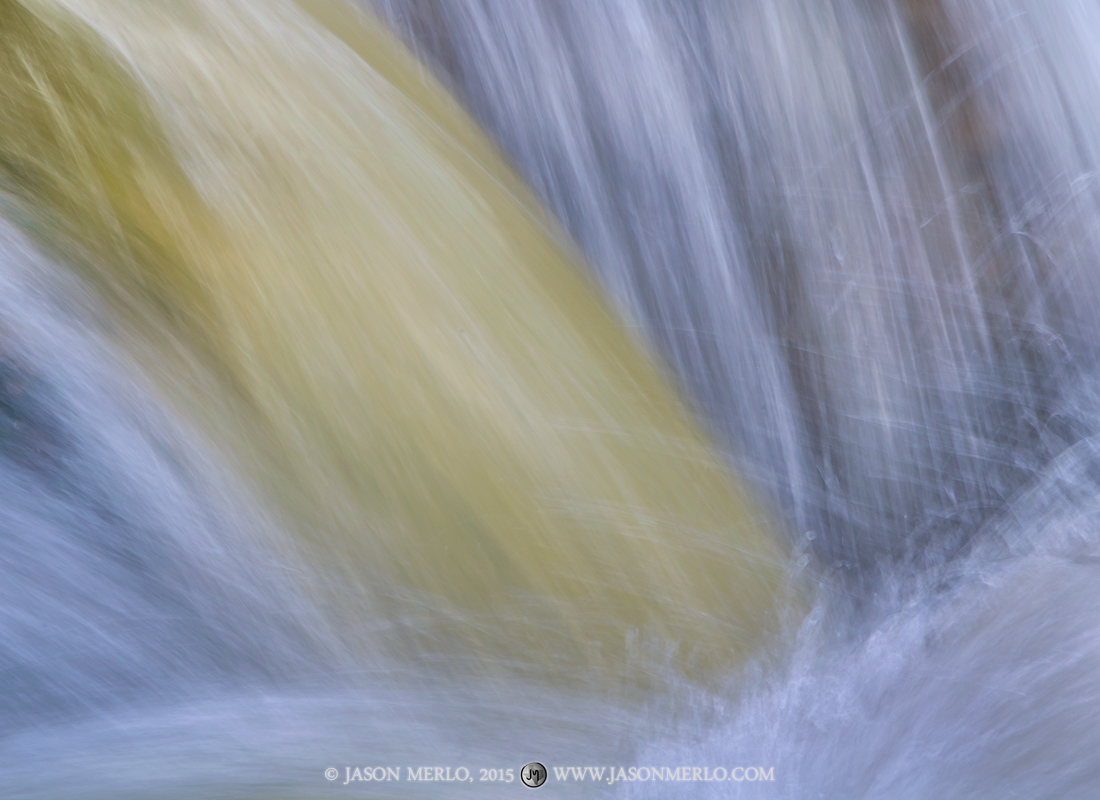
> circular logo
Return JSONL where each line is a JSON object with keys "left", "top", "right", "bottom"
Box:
{"left": 520, "top": 762, "right": 547, "bottom": 788}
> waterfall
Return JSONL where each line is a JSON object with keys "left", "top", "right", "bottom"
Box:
{"left": 3, "top": 0, "right": 1099, "bottom": 796}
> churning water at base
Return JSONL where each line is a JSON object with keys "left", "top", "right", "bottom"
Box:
{"left": 3, "top": 0, "right": 1100, "bottom": 796}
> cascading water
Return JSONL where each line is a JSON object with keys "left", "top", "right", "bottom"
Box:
{"left": 1, "top": 0, "right": 1098, "bottom": 796}
{"left": 0, "top": 0, "right": 787, "bottom": 795}
{"left": 376, "top": 0, "right": 1100, "bottom": 575}
{"left": 373, "top": 0, "right": 1100, "bottom": 794}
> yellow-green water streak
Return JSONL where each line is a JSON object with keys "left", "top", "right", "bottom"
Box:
{"left": 2, "top": 0, "right": 794, "bottom": 685}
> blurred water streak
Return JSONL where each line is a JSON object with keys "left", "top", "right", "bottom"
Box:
{"left": 2, "top": 0, "right": 1100, "bottom": 796}
{"left": 377, "top": 0, "right": 1100, "bottom": 577}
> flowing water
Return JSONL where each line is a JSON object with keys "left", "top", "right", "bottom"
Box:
{"left": 2, "top": 0, "right": 1099, "bottom": 796}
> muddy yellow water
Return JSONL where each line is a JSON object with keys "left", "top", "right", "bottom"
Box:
{"left": 0, "top": 0, "right": 791, "bottom": 685}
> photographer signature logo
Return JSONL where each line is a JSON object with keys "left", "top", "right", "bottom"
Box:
{"left": 520, "top": 762, "right": 547, "bottom": 788}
